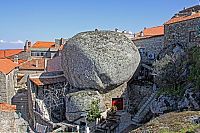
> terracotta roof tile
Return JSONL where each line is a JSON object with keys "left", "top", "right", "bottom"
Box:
{"left": 143, "top": 26, "right": 164, "bottom": 36}
{"left": 0, "top": 59, "right": 18, "bottom": 74}
{"left": 19, "top": 58, "right": 45, "bottom": 70}
{"left": 0, "top": 103, "right": 16, "bottom": 112}
{"left": 31, "top": 41, "right": 55, "bottom": 48}
{"left": 0, "top": 49, "right": 23, "bottom": 59}
{"left": 133, "top": 26, "right": 164, "bottom": 41}
{"left": 165, "top": 12, "right": 200, "bottom": 25}
{"left": 30, "top": 76, "right": 66, "bottom": 86}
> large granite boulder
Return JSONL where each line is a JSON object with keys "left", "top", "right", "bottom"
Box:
{"left": 65, "top": 90, "right": 105, "bottom": 122}
{"left": 62, "top": 31, "right": 140, "bottom": 91}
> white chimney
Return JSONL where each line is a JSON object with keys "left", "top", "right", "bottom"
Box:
{"left": 35, "top": 60, "right": 39, "bottom": 68}
{"left": 14, "top": 55, "right": 18, "bottom": 64}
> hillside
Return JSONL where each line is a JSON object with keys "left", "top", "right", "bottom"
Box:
{"left": 131, "top": 111, "right": 200, "bottom": 133}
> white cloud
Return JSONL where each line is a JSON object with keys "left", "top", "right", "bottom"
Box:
{"left": 0, "top": 39, "right": 25, "bottom": 49}
{"left": 0, "top": 39, "right": 24, "bottom": 44}
{"left": 9, "top": 40, "right": 24, "bottom": 44}
{"left": 0, "top": 40, "right": 7, "bottom": 43}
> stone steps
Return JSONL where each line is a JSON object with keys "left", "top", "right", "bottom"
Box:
{"left": 131, "top": 84, "right": 157, "bottom": 124}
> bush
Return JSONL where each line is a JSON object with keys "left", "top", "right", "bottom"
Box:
{"left": 87, "top": 100, "right": 101, "bottom": 122}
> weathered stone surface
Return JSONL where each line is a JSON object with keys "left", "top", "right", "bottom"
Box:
{"left": 164, "top": 14, "right": 200, "bottom": 48}
{"left": 62, "top": 31, "right": 140, "bottom": 91}
{"left": 153, "top": 44, "right": 187, "bottom": 89}
{"left": 133, "top": 36, "right": 164, "bottom": 64}
{"left": 150, "top": 87, "right": 200, "bottom": 114}
{"left": 102, "top": 82, "right": 128, "bottom": 109}
{"left": 65, "top": 90, "right": 105, "bottom": 122}
{"left": 0, "top": 111, "right": 31, "bottom": 133}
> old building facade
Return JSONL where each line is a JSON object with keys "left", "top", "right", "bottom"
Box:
{"left": 133, "top": 26, "right": 164, "bottom": 64}
{"left": 29, "top": 38, "right": 67, "bottom": 59}
{"left": 27, "top": 71, "right": 67, "bottom": 132}
{"left": 164, "top": 5, "right": 200, "bottom": 48}
{"left": 0, "top": 59, "right": 18, "bottom": 103}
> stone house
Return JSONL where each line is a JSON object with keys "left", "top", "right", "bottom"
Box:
{"left": 133, "top": 26, "right": 164, "bottom": 64}
{"left": 27, "top": 71, "right": 67, "bottom": 132}
{"left": 164, "top": 5, "right": 200, "bottom": 48}
{"left": 29, "top": 38, "right": 67, "bottom": 59}
{"left": 132, "top": 26, "right": 164, "bottom": 80}
{"left": 0, "top": 59, "right": 18, "bottom": 103}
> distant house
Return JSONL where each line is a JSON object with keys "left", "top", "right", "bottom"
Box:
{"left": 0, "top": 41, "right": 32, "bottom": 64}
{"left": 30, "top": 38, "right": 67, "bottom": 59}
{"left": 133, "top": 26, "right": 164, "bottom": 64}
{"left": 164, "top": 5, "right": 200, "bottom": 48}
{"left": 17, "top": 58, "right": 46, "bottom": 86}
{"left": 0, "top": 59, "right": 18, "bottom": 103}
{"left": 0, "top": 49, "right": 23, "bottom": 59}
{"left": 19, "top": 58, "right": 46, "bottom": 74}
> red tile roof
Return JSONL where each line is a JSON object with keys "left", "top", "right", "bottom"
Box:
{"left": 165, "top": 12, "right": 200, "bottom": 25}
{"left": 0, "top": 49, "right": 23, "bottom": 59}
{"left": 133, "top": 26, "right": 164, "bottom": 41}
{"left": 19, "top": 58, "right": 45, "bottom": 70}
{"left": 0, "top": 59, "right": 18, "bottom": 74}
{"left": 143, "top": 26, "right": 164, "bottom": 36}
{"left": 30, "top": 76, "right": 66, "bottom": 86}
{"left": 0, "top": 103, "right": 16, "bottom": 112}
{"left": 31, "top": 41, "right": 55, "bottom": 48}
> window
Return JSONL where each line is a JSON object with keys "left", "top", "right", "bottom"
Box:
{"left": 139, "top": 48, "right": 145, "bottom": 54}
{"left": 189, "top": 31, "right": 197, "bottom": 42}
{"left": 189, "top": 31, "right": 200, "bottom": 42}
{"left": 147, "top": 52, "right": 155, "bottom": 60}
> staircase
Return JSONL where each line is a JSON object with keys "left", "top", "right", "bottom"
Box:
{"left": 131, "top": 84, "right": 157, "bottom": 125}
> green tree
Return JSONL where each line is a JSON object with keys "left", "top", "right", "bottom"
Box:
{"left": 87, "top": 100, "right": 101, "bottom": 122}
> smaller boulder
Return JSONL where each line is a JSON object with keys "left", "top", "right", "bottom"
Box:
{"left": 65, "top": 90, "right": 105, "bottom": 122}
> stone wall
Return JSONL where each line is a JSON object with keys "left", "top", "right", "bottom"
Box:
{"left": 0, "top": 72, "right": 6, "bottom": 102}
{"left": 133, "top": 36, "right": 164, "bottom": 64}
{"left": 164, "top": 17, "right": 200, "bottom": 48}
{"left": 0, "top": 69, "right": 17, "bottom": 103}
{"left": 0, "top": 111, "right": 30, "bottom": 133}
{"left": 7, "top": 69, "right": 17, "bottom": 103}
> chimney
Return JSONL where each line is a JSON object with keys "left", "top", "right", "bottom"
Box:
{"left": 14, "top": 55, "right": 18, "bottom": 64}
{"left": 28, "top": 41, "right": 31, "bottom": 48}
{"left": 35, "top": 60, "right": 39, "bottom": 68}
{"left": 115, "top": 28, "right": 118, "bottom": 32}
{"left": 140, "top": 31, "right": 144, "bottom": 37}
{"left": 55, "top": 39, "right": 61, "bottom": 49}
{"left": 44, "top": 59, "right": 48, "bottom": 72}
{"left": 95, "top": 29, "right": 98, "bottom": 32}
{"left": 60, "top": 38, "right": 64, "bottom": 45}
{"left": 24, "top": 40, "right": 28, "bottom": 52}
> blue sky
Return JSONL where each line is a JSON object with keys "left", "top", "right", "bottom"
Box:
{"left": 0, "top": 0, "right": 198, "bottom": 49}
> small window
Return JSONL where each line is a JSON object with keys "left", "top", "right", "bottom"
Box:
{"left": 36, "top": 53, "right": 40, "bottom": 56}
{"left": 189, "top": 31, "right": 197, "bottom": 42}
{"left": 147, "top": 52, "right": 155, "bottom": 60}
{"left": 139, "top": 48, "right": 145, "bottom": 54}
